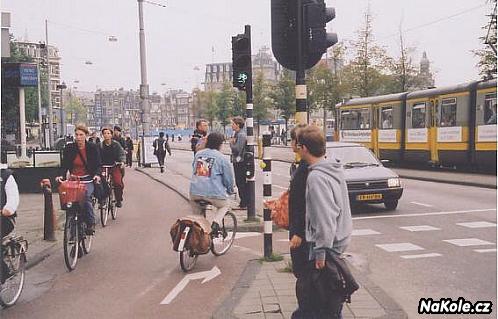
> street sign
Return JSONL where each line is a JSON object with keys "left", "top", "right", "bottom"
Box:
{"left": 2, "top": 63, "right": 38, "bottom": 87}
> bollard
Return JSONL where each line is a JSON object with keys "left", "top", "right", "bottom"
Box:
{"left": 262, "top": 133, "right": 272, "bottom": 259}
{"left": 40, "top": 179, "right": 56, "bottom": 241}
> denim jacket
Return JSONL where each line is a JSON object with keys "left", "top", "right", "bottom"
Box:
{"left": 189, "top": 148, "right": 235, "bottom": 199}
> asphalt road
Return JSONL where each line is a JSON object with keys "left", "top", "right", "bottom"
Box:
{"left": 166, "top": 150, "right": 497, "bottom": 319}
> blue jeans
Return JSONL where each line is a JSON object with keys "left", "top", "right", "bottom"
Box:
{"left": 83, "top": 182, "right": 95, "bottom": 225}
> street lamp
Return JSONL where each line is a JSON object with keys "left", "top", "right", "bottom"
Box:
{"left": 56, "top": 82, "right": 67, "bottom": 136}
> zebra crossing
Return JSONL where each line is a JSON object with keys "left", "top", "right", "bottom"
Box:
{"left": 353, "top": 220, "right": 497, "bottom": 259}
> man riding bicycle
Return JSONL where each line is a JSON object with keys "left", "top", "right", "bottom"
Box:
{"left": 56, "top": 124, "right": 101, "bottom": 234}
{"left": 1, "top": 166, "right": 19, "bottom": 240}
{"left": 100, "top": 128, "right": 126, "bottom": 208}
{"left": 189, "top": 132, "right": 235, "bottom": 231}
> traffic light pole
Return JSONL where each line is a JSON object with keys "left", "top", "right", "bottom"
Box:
{"left": 295, "top": 0, "right": 308, "bottom": 126}
{"left": 244, "top": 25, "right": 256, "bottom": 222}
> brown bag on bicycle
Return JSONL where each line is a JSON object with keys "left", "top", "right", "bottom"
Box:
{"left": 170, "top": 216, "right": 211, "bottom": 255}
{"left": 264, "top": 190, "right": 289, "bottom": 229}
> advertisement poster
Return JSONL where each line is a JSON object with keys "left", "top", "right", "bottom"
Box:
{"left": 477, "top": 125, "right": 497, "bottom": 142}
{"left": 141, "top": 136, "right": 159, "bottom": 166}
{"left": 378, "top": 129, "right": 397, "bottom": 143}
{"left": 437, "top": 127, "right": 462, "bottom": 142}
{"left": 339, "top": 130, "right": 371, "bottom": 142}
{"left": 407, "top": 128, "right": 428, "bottom": 143}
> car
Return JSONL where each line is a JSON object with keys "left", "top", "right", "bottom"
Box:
{"left": 326, "top": 142, "right": 403, "bottom": 210}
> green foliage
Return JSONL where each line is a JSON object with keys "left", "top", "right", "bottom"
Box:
{"left": 259, "top": 253, "right": 284, "bottom": 263}
{"left": 215, "top": 82, "right": 234, "bottom": 131}
{"left": 65, "top": 94, "right": 87, "bottom": 125}
{"left": 268, "top": 68, "right": 295, "bottom": 121}
{"left": 474, "top": 0, "right": 497, "bottom": 79}
{"left": 252, "top": 71, "right": 272, "bottom": 123}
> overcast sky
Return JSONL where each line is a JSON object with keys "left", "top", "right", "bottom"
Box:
{"left": 2, "top": 0, "right": 492, "bottom": 94}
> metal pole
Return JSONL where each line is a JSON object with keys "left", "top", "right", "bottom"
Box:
{"left": 262, "top": 132, "right": 272, "bottom": 258}
{"left": 19, "top": 87, "right": 27, "bottom": 159}
{"left": 295, "top": 0, "right": 307, "bottom": 126}
{"left": 41, "top": 179, "right": 56, "bottom": 241}
{"left": 138, "top": 0, "right": 150, "bottom": 166}
{"left": 244, "top": 25, "right": 256, "bottom": 221}
{"left": 60, "top": 87, "right": 64, "bottom": 136}
{"left": 37, "top": 61, "right": 43, "bottom": 148}
{"left": 45, "top": 20, "right": 54, "bottom": 148}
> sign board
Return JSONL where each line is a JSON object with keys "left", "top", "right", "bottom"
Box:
{"left": 477, "top": 124, "right": 497, "bottom": 142}
{"left": 378, "top": 129, "right": 397, "bottom": 143}
{"left": 2, "top": 63, "right": 38, "bottom": 87}
{"left": 437, "top": 126, "right": 462, "bottom": 142}
{"left": 141, "top": 136, "right": 159, "bottom": 166}
{"left": 407, "top": 128, "right": 428, "bottom": 143}
{"left": 339, "top": 130, "right": 371, "bottom": 142}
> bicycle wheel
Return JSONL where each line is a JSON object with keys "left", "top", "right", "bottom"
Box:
{"left": 211, "top": 211, "right": 237, "bottom": 256}
{"left": 63, "top": 214, "right": 79, "bottom": 271}
{"left": 81, "top": 231, "right": 93, "bottom": 255}
{"left": 108, "top": 191, "right": 117, "bottom": 221}
{"left": 180, "top": 248, "right": 198, "bottom": 272}
{"left": 0, "top": 244, "right": 26, "bottom": 308}
{"left": 100, "top": 198, "right": 108, "bottom": 227}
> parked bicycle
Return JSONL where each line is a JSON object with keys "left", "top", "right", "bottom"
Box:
{"left": 58, "top": 177, "right": 94, "bottom": 271}
{"left": 99, "top": 163, "right": 120, "bottom": 227}
{"left": 177, "top": 200, "right": 237, "bottom": 272}
{"left": 0, "top": 234, "right": 27, "bottom": 308}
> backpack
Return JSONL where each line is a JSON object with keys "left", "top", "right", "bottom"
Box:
{"left": 170, "top": 216, "right": 212, "bottom": 255}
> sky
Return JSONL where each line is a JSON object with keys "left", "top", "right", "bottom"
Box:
{"left": 1, "top": 0, "right": 492, "bottom": 94}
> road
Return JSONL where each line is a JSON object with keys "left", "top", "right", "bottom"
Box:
{"left": 166, "top": 150, "right": 497, "bottom": 318}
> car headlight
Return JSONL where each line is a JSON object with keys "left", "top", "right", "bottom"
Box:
{"left": 388, "top": 178, "right": 401, "bottom": 188}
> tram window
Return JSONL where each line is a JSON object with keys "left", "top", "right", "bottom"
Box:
{"left": 412, "top": 103, "right": 426, "bottom": 128}
{"left": 484, "top": 93, "right": 497, "bottom": 125}
{"left": 340, "top": 109, "right": 370, "bottom": 130}
{"left": 440, "top": 98, "right": 457, "bottom": 127}
{"left": 381, "top": 107, "right": 393, "bottom": 129}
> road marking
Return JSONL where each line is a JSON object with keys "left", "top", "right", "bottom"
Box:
{"left": 160, "top": 266, "right": 221, "bottom": 305}
{"left": 352, "top": 229, "right": 381, "bottom": 236}
{"left": 273, "top": 185, "right": 288, "bottom": 190}
{"left": 410, "top": 201, "right": 433, "bottom": 207}
{"left": 233, "top": 245, "right": 260, "bottom": 256}
{"left": 443, "top": 238, "right": 495, "bottom": 247}
{"left": 401, "top": 253, "right": 442, "bottom": 259}
{"left": 456, "top": 221, "right": 497, "bottom": 228}
{"left": 400, "top": 225, "right": 440, "bottom": 232}
{"left": 235, "top": 232, "right": 261, "bottom": 239}
{"left": 376, "top": 243, "right": 425, "bottom": 252}
{"left": 474, "top": 248, "right": 497, "bottom": 253}
{"left": 353, "top": 208, "right": 496, "bottom": 221}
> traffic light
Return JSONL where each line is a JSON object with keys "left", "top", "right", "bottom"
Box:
{"left": 271, "top": 0, "right": 337, "bottom": 71}
{"left": 232, "top": 27, "right": 252, "bottom": 91}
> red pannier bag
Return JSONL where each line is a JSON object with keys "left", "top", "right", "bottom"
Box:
{"left": 59, "top": 179, "right": 86, "bottom": 207}
{"left": 264, "top": 190, "right": 289, "bottom": 229}
{"left": 170, "top": 215, "right": 212, "bottom": 255}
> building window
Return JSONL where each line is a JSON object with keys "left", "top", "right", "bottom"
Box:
{"left": 484, "top": 93, "right": 497, "bottom": 125}
{"left": 440, "top": 98, "right": 457, "bottom": 127}
{"left": 412, "top": 103, "right": 426, "bottom": 128}
{"left": 380, "top": 106, "right": 393, "bottom": 129}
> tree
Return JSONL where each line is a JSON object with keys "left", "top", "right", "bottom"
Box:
{"left": 474, "top": 0, "right": 497, "bottom": 79}
{"left": 215, "top": 82, "right": 234, "bottom": 134}
{"left": 252, "top": 71, "right": 272, "bottom": 133}
{"left": 65, "top": 94, "right": 87, "bottom": 125}
{"left": 343, "top": 6, "right": 391, "bottom": 97}
{"left": 268, "top": 68, "right": 295, "bottom": 134}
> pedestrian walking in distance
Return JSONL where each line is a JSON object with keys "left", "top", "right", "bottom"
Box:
{"left": 153, "top": 132, "right": 171, "bottom": 173}
{"left": 229, "top": 116, "right": 248, "bottom": 209}
{"left": 292, "top": 125, "right": 353, "bottom": 319}
{"left": 125, "top": 136, "right": 134, "bottom": 167}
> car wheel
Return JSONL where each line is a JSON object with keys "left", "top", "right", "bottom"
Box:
{"left": 384, "top": 200, "right": 398, "bottom": 210}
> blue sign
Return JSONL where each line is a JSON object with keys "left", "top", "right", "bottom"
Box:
{"left": 19, "top": 64, "right": 38, "bottom": 86}
{"left": 1, "top": 63, "right": 38, "bottom": 87}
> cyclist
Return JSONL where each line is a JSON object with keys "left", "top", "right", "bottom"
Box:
{"left": 56, "top": 124, "right": 101, "bottom": 234}
{"left": 1, "top": 165, "right": 19, "bottom": 284}
{"left": 100, "top": 127, "right": 126, "bottom": 208}
{"left": 112, "top": 126, "right": 126, "bottom": 149}
{"left": 189, "top": 132, "right": 235, "bottom": 230}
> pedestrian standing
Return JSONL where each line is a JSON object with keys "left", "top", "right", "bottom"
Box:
{"left": 191, "top": 119, "right": 209, "bottom": 154}
{"left": 153, "top": 132, "right": 171, "bottom": 173}
{"left": 292, "top": 126, "right": 353, "bottom": 319}
{"left": 229, "top": 116, "right": 248, "bottom": 209}
{"left": 125, "top": 136, "right": 134, "bottom": 167}
{"left": 288, "top": 124, "right": 309, "bottom": 278}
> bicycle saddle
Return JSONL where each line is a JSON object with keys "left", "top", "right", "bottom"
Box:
{"left": 194, "top": 199, "right": 212, "bottom": 207}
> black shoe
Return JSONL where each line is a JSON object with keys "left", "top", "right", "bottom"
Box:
{"left": 85, "top": 224, "right": 95, "bottom": 236}
{"left": 211, "top": 222, "right": 220, "bottom": 234}
{"left": 160, "top": 167, "right": 164, "bottom": 173}
{"left": 116, "top": 201, "right": 122, "bottom": 208}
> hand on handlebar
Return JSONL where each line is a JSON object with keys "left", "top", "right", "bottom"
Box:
{"left": 93, "top": 175, "right": 101, "bottom": 183}
{"left": 55, "top": 176, "right": 64, "bottom": 183}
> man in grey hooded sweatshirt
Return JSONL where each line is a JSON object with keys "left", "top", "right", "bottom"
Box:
{"left": 293, "top": 125, "right": 353, "bottom": 319}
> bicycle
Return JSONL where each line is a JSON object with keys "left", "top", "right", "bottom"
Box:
{"left": 0, "top": 234, "right": 27, "bottom": 308}
{"left": 99, "top": 164, "right": 120, "bottom": 227}
{"left": 179, "top": 200, "right": 237, "bottom": 272}
{"left": 58, "top": 177, "right": 94, "bottom": 271}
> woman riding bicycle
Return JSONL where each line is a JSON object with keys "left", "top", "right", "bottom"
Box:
{"left": 189, "top": 132, "right": 235, "bottom": 230}
{"left": 56, "top": 124, "right": 101, "bottom": 234}
{"left": 100, "top": 128, "right": 126, "bottom": 208}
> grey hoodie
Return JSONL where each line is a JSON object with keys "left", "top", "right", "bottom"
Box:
{"left": 305, "top": 158, "right": 352, "bottom": 261}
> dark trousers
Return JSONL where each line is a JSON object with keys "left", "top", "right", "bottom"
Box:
{"left": 233, "top": 162, "right": 248, "bottom": 206}
{"left": 126, "top": 150, "right": 133, "bottom": 167}
{"left": 156, "top": 151, "right": 166, "bottom": 168}
{"left": 291, "top": 241, "right": 309, "bottom": 278}
{"left": 1, "top": 216, "right": 15, "bottom": 238}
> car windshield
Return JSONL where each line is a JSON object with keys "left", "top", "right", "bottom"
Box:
{"left": 326, "top": 146, "right": 380, "bottom": 167}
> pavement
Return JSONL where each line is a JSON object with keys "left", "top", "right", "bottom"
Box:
{"left": 168, "top": 141, "right": 497, "bottom": 189}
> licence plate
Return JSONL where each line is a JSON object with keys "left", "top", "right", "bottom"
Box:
{"left": 356, "top": 194, "right": 383, "bottom": 201}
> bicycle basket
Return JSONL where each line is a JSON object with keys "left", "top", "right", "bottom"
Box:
{"left": 59, "top": 180, "right": 86, "bottom": 206}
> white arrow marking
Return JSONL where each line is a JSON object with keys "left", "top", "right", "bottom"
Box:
{"left": 160, "top": 266, "right": 221, "bottom": 305}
